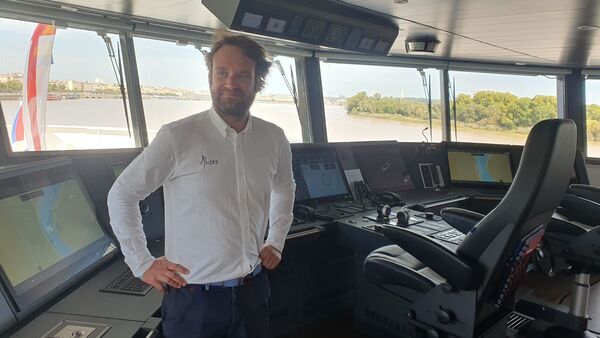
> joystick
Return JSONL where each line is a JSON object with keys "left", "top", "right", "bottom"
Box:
{"left": 377, "top": 204, "right": 392, "bottom": 223}
{"left": 396, "top": 207, "right": 411, "bottom": 227}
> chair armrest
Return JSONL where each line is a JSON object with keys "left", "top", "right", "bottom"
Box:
{"left": 547, "top": 217, "right": 587, "bottom": 237}
{"left": 559, "top": 193, "right": 600, "bottom": 226}
{"left": 440, "top": 207, "right": 485, "bottom": 234}
{"left": 382, "top": 225, "right": 481, "bottom": 290}
{"left": 569, "top": 184, "right": 600, "bottom": 204}
{"left": 563, "top": 227, "right": 600, "bottom": 272}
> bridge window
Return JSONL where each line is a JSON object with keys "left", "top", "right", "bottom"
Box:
{"left": 320, "top": 62, "right": 442, "bottom": 142}
{"left": 0, "top": 18, "right": 135, "bottom": 151}
{"left": 134, "top": 37, "right": 303, "bottom": 143}
{"left": 586, "top": 79, "right": 600, "bottom": 158}
{"left": 449, "top": 71, "right": 557, "bottom": 145}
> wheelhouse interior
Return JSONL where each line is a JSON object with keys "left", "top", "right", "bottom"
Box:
{"left": 1, "top": 1, "right": 600, "bottom": 337}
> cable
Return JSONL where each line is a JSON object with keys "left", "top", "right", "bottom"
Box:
{"left": 274, "top": 59, "right": 301, "bottom": 125}
{"left": 417, "top": 69, "right": 433, "bottom": 141}
{"left": 102, "top": 35, "right": 131, "bottom": 137}
{"left": 452, "top": 76, "right": 458, "bottom": 141}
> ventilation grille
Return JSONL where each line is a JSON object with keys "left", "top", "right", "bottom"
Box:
{"left": 506, "top": 312, "right": 533, "bottom": 331}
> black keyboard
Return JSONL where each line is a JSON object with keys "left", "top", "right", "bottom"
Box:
{"left": 100, "top": 270, "right": 152, "bottom": 296}
{"left": 431, "top": 228, "right": 465, "bottom": 245}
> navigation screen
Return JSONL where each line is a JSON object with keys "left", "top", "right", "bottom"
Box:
{"left": 351, "top": 143, "right": 415, "bottom": 193}
{"left": 447, "top": 149, "right": 513, "bottom": 185}
{"left": 292, "top": 147, "right": 350, "bottom": 202}
{"left": 0, "top": 159, "right": 115, "bottom": 309}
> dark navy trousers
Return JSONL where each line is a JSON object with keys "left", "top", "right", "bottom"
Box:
{"left": 161, "top": 271, "right": 271, "bottom": 338}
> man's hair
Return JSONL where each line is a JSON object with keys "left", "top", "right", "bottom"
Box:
{"left": 205, "top": 32, "right": 272, "bottom": 92}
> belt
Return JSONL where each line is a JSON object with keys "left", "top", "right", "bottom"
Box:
{"left": 201, "top": 265, "right": 263, "bottom": 290}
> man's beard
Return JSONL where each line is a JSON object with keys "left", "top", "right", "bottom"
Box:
{"left": 211, "top": 87, "right": 255, "bottom": 118}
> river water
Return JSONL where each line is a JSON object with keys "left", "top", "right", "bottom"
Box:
{"left": 2, "top": 99, "right": 598, "bottom": 155}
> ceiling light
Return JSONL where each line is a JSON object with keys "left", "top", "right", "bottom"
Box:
{"left": 405, "top": 38, "right": 440, "bottom": 53}
{"left": 394, "top": 0, "right": 409, "bottom": 3}
{"left": 577, "top": 25, "right": 599, "bottom": 31}
{"left": 515, "top": 62, "right": 527, "bottom": 66}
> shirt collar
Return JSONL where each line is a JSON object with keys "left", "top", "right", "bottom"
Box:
{"left": 209, "top": 107, "right": 253, "bottom": 138}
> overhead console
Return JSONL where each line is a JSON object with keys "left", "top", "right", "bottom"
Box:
{"left": 202, "top": 0, "right": 399, "bottom": 55}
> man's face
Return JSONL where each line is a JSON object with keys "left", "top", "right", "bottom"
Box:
{"left": 210, "top": 45, "right": 257, "bottom": 118}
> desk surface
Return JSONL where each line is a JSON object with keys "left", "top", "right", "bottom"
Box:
{"left": 11, "top": 312, "right": 143, "bottom": 338}
{"left": 8, "top": 187, "right": 508, "bottom": 338}
{"left": 49, "top": 258, "right": 162, "bottom": 322}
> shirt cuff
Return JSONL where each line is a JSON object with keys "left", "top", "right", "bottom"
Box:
{"left": 265, "top": 235, "right": 285, "bottom": 255}
{"left": 124, "top": 249, "right": 155, "bottom": 278}
{"left": 268, "top": 244, "right": 282, "bottom": 259}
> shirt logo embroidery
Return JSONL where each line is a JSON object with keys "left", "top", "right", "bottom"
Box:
{"left": 200, "top": 155, "right": 219, "bottom": 167}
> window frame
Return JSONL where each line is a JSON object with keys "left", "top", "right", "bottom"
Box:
{"left": 446, "top": 69, "right": 561, "bottom": 146}
{"left": 0, "top": 15, "right": 314, "bottom": 162}
{"left": 318, "top": 58, "right": 445, "bottom": 143}
{"left": 584, "top": 76, "right": 600, "bottom": 162}
{"left": 0, "top": 20, "right": 144, "bottom": 156}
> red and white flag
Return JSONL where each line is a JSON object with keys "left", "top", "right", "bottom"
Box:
{"left": 12, "top": 24, "right": 56, "bottom": 151}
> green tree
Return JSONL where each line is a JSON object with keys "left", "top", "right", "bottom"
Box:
{"left": 345, "top": 90, "right": 560, "bottom": 132}
{"left": 588, "top": 119, "right": 600, "bottom": 141}
{"left": 48, "top": 83, "right": 66, "bottom": 92}
{"left": 0, "top": 80, "right": 23, "bottom": 93}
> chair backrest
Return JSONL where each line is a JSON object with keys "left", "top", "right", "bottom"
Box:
{"left": 573, "top": 148, "right": 590, "bottom": 185}
{"left": 456, "top": 119, "right": 577, "bottom": 306}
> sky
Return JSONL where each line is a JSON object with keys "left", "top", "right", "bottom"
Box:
{"left": 2, "top": 18, "right": 600, "bottom": 104}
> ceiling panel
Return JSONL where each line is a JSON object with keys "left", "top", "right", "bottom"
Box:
{"left": 26, "top": 0, "right": 600, "bottom": 67}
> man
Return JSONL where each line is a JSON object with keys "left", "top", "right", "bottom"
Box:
{"left": 107, "top": 32, "right": 296, "bottom": 338}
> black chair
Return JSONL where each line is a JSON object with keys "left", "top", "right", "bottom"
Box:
{"left": 554, "top": 148, "right": 595, "bottom": 225}
{"left": 363, "top": 119, "right": 577, "bottom": 337}
{"left": 534, "top": 149, "right": 598, "bottom": 276}
{"left": 517, "top": 183, "right": 600, "bottom": 338}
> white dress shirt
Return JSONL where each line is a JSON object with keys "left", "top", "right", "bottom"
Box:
{"left": 107, "top": 108, "right": 296, "bottom": 283}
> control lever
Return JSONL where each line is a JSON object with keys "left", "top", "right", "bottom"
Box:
{"left": 396, "top": 206, "right": 411, "bottom": 227}
{"left": 376, "top": 204, "right": 392, "bottom": 223}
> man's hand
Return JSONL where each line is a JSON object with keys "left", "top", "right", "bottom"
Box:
{"left": 142, "top": 257, "right": 190, "bottom": 292}
{"left": 260, "top": 244, "right": 282, "bottom": 270}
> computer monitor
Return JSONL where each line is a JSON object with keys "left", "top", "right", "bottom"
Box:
{"left": 292, "top": 146, "right": 352, "bottom": 202}
{"left": 351, "top": 143, "right": 415, "bottom": 193}
{"left": 447, "top": 148, "right": 513, "bottom": 187}
{"left": 0, "top": 158, "right": 116, "bottom": 311}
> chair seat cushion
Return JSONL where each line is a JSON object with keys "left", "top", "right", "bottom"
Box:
{"left": 364, "top": 245, "right": 444, "bottom": 294}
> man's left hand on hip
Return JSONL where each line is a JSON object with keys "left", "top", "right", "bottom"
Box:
{"left": 260, "top": 244, "right": 281, "bottom": 270}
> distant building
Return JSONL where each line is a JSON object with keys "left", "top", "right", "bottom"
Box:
{"left": 0, "top": 72, "right": 24, "bottom": 83}
{"left": 83, "top": 82, "right": 99, "bottom": 92}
